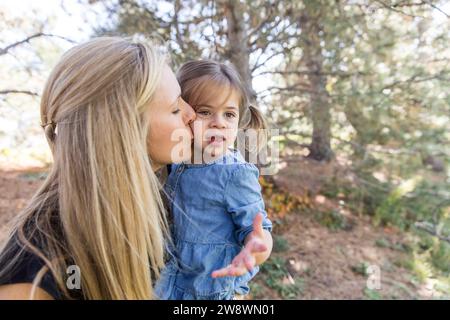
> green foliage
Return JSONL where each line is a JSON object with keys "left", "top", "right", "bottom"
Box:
{"left": 363, "top": 287, "right": 382, "bottom": 300}
{"left": 393, "top": 257, "right": 415, "bottom": 271}
{"left": 260, "top": 256, "right": 304, "bottom": 299}
{"left": 351, "top": 262, "right": 370, "bottom": 276}
{"left": 273, "top": 235, "right": 289, "bottom": 253}
{"left": 375, "top": 238, "right": 412, "bottom": 253}
{"left": 430, "top": 241, "right": 450, "bottom": 274}
{"left": 373, "top": 179, "right": 450, "bottom": 232}
{"left": 322, "top": 164, "right": 449, "bottom": 280}
{"left": 375, "top": 237, "right": 390, "bottom": 248}
{"left": 418, "top": 234, "right": 435, "bottom": 252}
{"left": 315, "top": 209, "right": 349, "bottom": 231}
{"left": 321, "top": 173, "right": 390, "bottom": 218}
{"left": 248, "top": 282, "right": 264, "bottom": 299}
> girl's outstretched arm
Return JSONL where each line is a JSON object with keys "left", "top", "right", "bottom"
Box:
{"left": 211, "top": 213, "right": 273, "bottom": 278}
{"left": 244, "top": 213, "right": 273, "bottom": 265}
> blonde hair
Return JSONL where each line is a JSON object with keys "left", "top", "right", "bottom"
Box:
{"left": 0, "top": 37, "right": 169, "bottom": 299}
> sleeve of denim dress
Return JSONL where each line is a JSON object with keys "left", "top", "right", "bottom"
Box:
{"left": 224, "top": 164, "right": 273, "bottom": 246}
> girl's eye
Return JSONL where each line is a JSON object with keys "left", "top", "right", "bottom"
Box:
{"left": 198, "top": 110, "right": 211, "bottom": 116}
{"left": 172, "top": 109, "right": 180, "bottom": 114}
{"left": 225, "top": 112, "right": 236, "bottom": 118}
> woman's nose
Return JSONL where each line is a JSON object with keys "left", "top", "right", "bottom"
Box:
{"left": 182, "top": 99, "right": 196, "bottom": 125}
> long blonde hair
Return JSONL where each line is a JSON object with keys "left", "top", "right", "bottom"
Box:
{"left": 0, "top": 37, "right": 169, "bottom": 299}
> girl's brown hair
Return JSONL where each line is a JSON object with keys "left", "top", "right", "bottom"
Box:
{"left": 176, "top": 60, "right": 266, "bottom": 131}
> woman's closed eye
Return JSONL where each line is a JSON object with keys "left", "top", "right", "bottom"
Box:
{"left": 197, "top": 110, "right": 211, "bottom": 116}
{"left": 171, "top": 96, "right": 182, "bottom": 114}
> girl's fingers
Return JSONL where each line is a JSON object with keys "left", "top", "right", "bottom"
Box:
{"left": 232, "top": 248, "right": 248, "bottom": 267}
{"left": 244, "top": 254, "right": 255, "bottom": 271}
{"left": 253, "top": 213, "right": 265, "bottom": 237}
{"left": 233, "top": 265, "right": 248, "bottom": 276}
{"left": 247, "top": 238, "right": 267, "bottom": 254}
{"left": 232, "top": 256, "right": 243, "bottom": 267}
{"left": 212, "top": 263, "right": 249, "bottom": 278}
{"left": 212, "top": 265, "right": 232, "bottom": 278}
{"left": 251, "top": 241, "right": 268, "bottom": 253}
{"left": 212, "top": 221, "right": 268, "bottom": 279}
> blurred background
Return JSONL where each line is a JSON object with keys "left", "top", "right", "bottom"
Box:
{"left": 0, "top": 0, "right": 449, "bottom": 299}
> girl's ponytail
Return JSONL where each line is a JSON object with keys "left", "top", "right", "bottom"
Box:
{"left": 240, "top": 104, "right": 268, "bottom": 154}
{"left": 244, "top": 105, "right": 267, "bottom": 131}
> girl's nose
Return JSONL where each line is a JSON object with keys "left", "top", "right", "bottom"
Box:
{"left": 181, "top": 99, "right": 196, "bottom": 125}
{"left": 210, "top": 114, "right": 226, "bottom": 129}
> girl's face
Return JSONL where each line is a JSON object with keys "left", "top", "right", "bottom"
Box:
{"left": 190, "top": 87, "right": 240, "bottom": 160}
{"left": 146, "top": 64, "right": 196, "bottom": 170}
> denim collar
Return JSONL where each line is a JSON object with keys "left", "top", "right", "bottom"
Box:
{"left": 183, "top": 149, "right": 242, "bottom": 168}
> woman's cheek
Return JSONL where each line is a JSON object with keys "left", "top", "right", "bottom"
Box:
{"left": 168, "top": 118, "right": 194, "bottom": 163}
{"left": 147, "top": 118, "right": 171, "bottom": 163}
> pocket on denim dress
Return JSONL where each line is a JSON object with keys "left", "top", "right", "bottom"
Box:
{"left": 175, "top": 242, "right": 236, "bottom": 298}
{"left": 154, "top": 260, "right": 178, "bottom": 300}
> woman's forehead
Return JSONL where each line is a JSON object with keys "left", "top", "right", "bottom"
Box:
{"left": 155, "top": 65, "right": 181, "bottom": 103}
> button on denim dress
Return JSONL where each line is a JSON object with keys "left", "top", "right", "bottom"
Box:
{"left": 155, "top": 150, "right": 273, "bottom": 300}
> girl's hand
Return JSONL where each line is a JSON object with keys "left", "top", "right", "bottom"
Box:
{"left": 211, "top": 213, "right": 268, "bottom": 278}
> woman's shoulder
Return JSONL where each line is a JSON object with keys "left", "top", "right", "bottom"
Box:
{"left": 0, "top": 283, "right": 54, "bottom": 300}
{"left": 0, "top": 234, "right": 63, "bottom": 300}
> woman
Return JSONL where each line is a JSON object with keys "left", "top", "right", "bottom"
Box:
{"left": 0, "top": 37, "right": 196, "bottom": 299}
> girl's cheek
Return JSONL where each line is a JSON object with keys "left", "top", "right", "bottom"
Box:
{"left": 228, "top": 131, "right": 238, "bottom": 146}
{"left": 229, "top": 126, "right": 238, "bottom": 137}
{"left": 191, "top": 119, "right": 207, "bottom": 136}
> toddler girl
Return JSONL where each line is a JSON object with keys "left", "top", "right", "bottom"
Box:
{"left": 155, "top": 60, "right": 273, "bottom": 300}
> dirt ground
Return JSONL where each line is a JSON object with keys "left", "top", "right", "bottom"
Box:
{"left": 0, "top": 164, "right": 446, "bottom": 299}
{"left": 248, "top": 158, "right": 446, "bottom": 299}
{"left": 250, "top": 210, "right": 426, "bottom": 299}
{"left": 0, "top": 168, "right": 48, "bottom": 244}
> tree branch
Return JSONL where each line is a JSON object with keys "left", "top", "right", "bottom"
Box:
{"left": 373, "top": 0, "right": 426, "bottom": 18}
{"left": 381, "top": 71, "right": 450, "bottom": 91}
{"left": 256, "top": 82, "right": 313, "bottom": 97}
{"left": 0, "top": 33, "right": 76, "bottom": 56}
{"left": 254, "top": 70, "right": 368, "bottom": 78}
{"left": 0, "top": 90, "right": 39, "bottom": 96}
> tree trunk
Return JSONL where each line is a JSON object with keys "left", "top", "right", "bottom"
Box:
{"left": 222, "top": 0, "right": 257, "bottom": 103}
{"left": 301, "top": 4, "right": 334, "bottom": 162}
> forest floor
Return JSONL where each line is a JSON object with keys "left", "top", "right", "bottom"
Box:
{"left": 0, "top": 160, "right": 448, "bottom": 300}
{"left": 248, "top": 157, "right": 449, "bottom": 300}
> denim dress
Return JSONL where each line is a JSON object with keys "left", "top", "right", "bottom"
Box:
{"left": 155, "top": 150, "right": 273, "bottom": 300}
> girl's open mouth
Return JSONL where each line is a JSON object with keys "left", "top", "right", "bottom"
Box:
{"left": 208, "top": 135, "right": 226, "bottom": 145}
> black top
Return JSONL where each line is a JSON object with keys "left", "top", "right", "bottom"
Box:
{"left": 0, "top": 188, "right": 172, "bottom": 300}
{"left": 0, "top": 240, "right": 62, "bottom": 299}
{"left": 0, "top": 233, "right": 83, "bottom": 300}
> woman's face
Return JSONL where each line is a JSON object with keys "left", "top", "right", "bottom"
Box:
{"left": 146, "top": 64, "right": 196, "bottom": 171}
